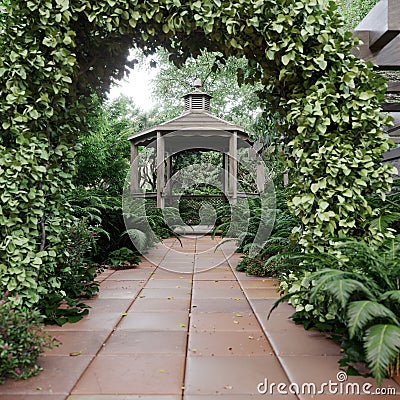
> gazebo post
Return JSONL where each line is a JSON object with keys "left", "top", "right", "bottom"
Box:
{"left": 222, "top": 152, "right": 229, "bottom": 196}
{"left": 229, "top": 132, "right": 238, "bottom": 203}
{"left": 130, "top": 142, "right": 139, "bottom": 196}
{"left": 165, "top": 152, "right": 172, "bottom": 206}
{"left": 156, "top": 131, "right": 165, "bottom": 208}
{"left": 256, "top": 163, "right": 265, "bottom": 193}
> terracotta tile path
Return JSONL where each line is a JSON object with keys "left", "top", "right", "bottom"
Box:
{"left": 1, "top": 236, "right": 399, "bottom": 399}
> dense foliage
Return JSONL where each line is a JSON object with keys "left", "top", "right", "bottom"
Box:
{"left": 0, "top": 292, "right": 59, "bottom": 383}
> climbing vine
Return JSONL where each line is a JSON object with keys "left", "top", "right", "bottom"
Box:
{"left": 0, "top": 0, "right": 395, "bottom": 304}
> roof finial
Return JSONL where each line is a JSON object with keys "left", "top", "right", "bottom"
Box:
{"left": 193, "top": 78, "right": 202, "bottom": 91}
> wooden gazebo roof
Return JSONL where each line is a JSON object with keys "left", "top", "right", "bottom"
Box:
{"left": 128, "top": 81, "right": 251, "bottom": 148}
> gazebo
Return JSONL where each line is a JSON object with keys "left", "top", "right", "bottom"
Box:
{"left": 127, "top": 80, "right": 265, "bottom": 210}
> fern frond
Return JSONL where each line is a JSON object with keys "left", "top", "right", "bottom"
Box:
{"left": 323, "top": 278, "right": 376, "bottom": 308}
{"left": 347, "top": 301, "right": 399, "bottom": 340}
{"left": 123, "top": 228, "right": 148, "bottom": 252}
{"left": 364, "top": 324, "right": 400, "bottom": 386}
{"left": 380, "top": 290, "right": 400, "bottom": 308}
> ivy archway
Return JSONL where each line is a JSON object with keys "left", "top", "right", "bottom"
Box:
{"left": 0, "top": 0, "right": 395, "bottom": 305}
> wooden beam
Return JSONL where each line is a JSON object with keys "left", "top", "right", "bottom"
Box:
{"left": 370, "top": 31, "right": 400, "bottom": 53}
{"left": 387, "top": 81, "right": 400, "bottom": 93}
{"left": 352, "top": 0, "right": 400, "bottom": 67}
{"left": 382, "top": 103, "right": 400, "bottom": 112}
{"left": 355, "top": 0, "right": 400, "bottom": 51}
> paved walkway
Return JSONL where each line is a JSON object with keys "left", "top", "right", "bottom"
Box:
{"left": 1, "top": 236, "right": 399, "bottom": 399}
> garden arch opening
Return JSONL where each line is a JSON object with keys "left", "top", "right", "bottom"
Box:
{"left": 2, "top": 0, "right": 397, "bottom": 304}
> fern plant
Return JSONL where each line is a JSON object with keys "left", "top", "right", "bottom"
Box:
{"left": 271, "top": 238, "right": 400, "bottom": 384}
{"left": 308, "top": 268, "right": 400, "bottom": 385}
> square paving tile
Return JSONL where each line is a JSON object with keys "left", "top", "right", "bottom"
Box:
{"left": 145, "top": 279, "right": 192, "bottom": 289}
{"left": 193, "top": 281, "right": 241, "bottom": 290}
{"left": 0, "top": 356, "right": 93, "bottom": 395}
{"left": 240, "top": 279, "right": 279, "bottom": 288}
{"left": 72, "top": 354, "right": 185, "bottom": 395}
{"left": 102, "top": 331, "right": 187, "bottom": 354}
{"left": 190, "top": 298, "right": 252, "bottom": 313}
{"left": 45, "top": 313, "right": 122, "bottom": 332}
{"left": 129, "top": 297, "right": 190, "bottom": 312}
{"left": 138, "top": 288, "right": 192, "bottom": 299}
{"left": 250, "top": 299, "right": 294, "bottom": 325}
{"left": 191, "top": 287, "right": 244, "bottom": 299}
{"left": 190, "top": 312, "right": 260, "bottom": 332}
{"left": 69, "top": 299, "right": 133, "bottom": 315}
{"left": 99, "top": 280, "right": 145, "bottom": 290}
{"left": 107, "top": 270, "right": 155, "bottom": 280}
{"left": 193, "top": 271, "right": 236, "bottom": 281}
{"left": 96, "top": 289, "right": 142, "bottom": 299}
{"left": 45, "top": 330, "right": 109, "bottom": 356}
{"left": 243, "top": 288, "right": 281, "bottom": 300}
{"left": 150, "top": 271, "right": 191, "bottom": 280}
{"left": 267, "top": 330, "right": 341, "bottom": 356}
{"left": 188, "top": 331, "right": 273, "bottom": 356}
{"left": 184, "top": 356, "right": 290, "bottom": 395}
{"left": 118, "top": 312, "right": 189, "bottom": 331}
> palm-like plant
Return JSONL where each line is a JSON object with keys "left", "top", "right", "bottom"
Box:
{"left": 306, "top": 250, "right": 400, "bottom": 385}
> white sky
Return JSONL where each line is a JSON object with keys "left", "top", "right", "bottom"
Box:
{"left": 107, "top": 63, "right": 158, "bottom": 112}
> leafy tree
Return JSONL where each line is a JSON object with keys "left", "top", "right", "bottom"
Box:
{"left": 150, "top": 49, "right": 265, "bottom": 133}
{"left": 74, "top": 94, "right": 150, "bottom": 195}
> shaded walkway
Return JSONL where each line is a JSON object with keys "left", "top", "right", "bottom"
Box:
{"left": 1, "top": 236, "right": 399, "bottom": 399}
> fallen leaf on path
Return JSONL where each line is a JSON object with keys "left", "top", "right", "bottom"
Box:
{"left": 224, "top": 385, "right": 233, "bottom": 390}
{"left": 235, "top": 313, "right": 242, "bottom": 317}
{"left": 121, "top": 313, "right": 127, "bottom": 317}
{"left": 167, "top": 296, "right": 174, "bottom": 300}
{"left": 178, "top": 323, "right": 186, "bottom": 328}
{"left": 233, "top": 320, "right": 239, "bottom": 324}
{"left": 69, "top": 351, "right": 81, "bottom": 356}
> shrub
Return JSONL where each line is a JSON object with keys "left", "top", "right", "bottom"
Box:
{"left": 0, "top": 292, "right": 59, "bottom": 384}
{"left": 107, "top": 247, "right": 141, "bottom": 270}
{"left": 39, "top": 218, "right": 99, "bottom": 325}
